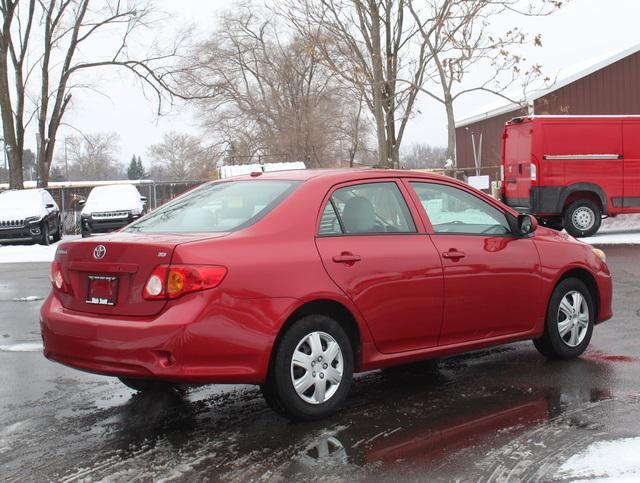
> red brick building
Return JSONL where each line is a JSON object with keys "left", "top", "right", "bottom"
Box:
{"left": 455, "top": 43, "right": 640, "bottom": 178}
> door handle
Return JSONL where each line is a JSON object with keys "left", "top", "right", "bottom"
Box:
{"left": 442, "top": 250, "right": 466, "bottom": 260}
{"left": 332, "top": 252, "right": 362, "bottom": 264}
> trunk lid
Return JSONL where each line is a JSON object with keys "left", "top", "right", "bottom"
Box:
{"left": 55, "top": 232, "right": 229, "bottom": 316}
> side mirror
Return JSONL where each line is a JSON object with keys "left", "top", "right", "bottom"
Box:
{"left": 517, "top": 214, "right": 538, "bottom": 236}
{"left": 140, "top": 196, "right": 147, "bottom": 203}
{"left": 77, "top": 199, "right": 86, "bottom": 206}
{"left": 45, "top": 203, "right": 55, "bottom": 209}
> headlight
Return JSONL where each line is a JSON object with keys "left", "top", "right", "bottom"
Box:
{"left": 592, "top": 248, "right": 606, "bottom": 263}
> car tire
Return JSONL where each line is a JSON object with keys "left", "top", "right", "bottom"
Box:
{"left": 261, "top": 315, "right": 354, "bottom": 421}
{"left": 81, "top": 228, "right": 91, "bottom": 238}
{"left": 118, "top": 377, "right": 186, "bottom": 393}
{"left": 52, "top": 217, "right": 62, "bottom": 242}
{"left": 533, "top": 278, "right": 595, "bottom": 360}
{"left": 563, "top": 200, "right": 601, "bottom": 238}
{"left": 39, "top": 223, "right": 50, "bottom": 246}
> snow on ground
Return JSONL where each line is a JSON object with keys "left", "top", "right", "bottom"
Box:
{"left": 0, "top": 236, "right": 80, "bottom": 264}
{"left": 555, "top": 437, "right": 640, "bottom": 481}
{"left": 581, "top": 213, "right": 640, "bottom": 245}
{"left": 0, "top": 342, "right": 44, "bottom": 352}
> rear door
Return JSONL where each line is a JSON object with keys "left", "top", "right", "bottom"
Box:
{"left": 503, "top": 122, "right": 533, "bottom": 209}
{"left": 406, "top": 180, "right": 542, "bottom": 346}
{"left": 622, "top": 121, "right": 640, "bottom": 211}
{"left": 315, "top": 180, "right": 444, "bottom": 354}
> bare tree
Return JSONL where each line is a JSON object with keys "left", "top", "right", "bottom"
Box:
{"left": 279, "top": 0, "right": 449, "bottom": 167}
{"left": 66, "top": 132, "right": 124, "bottom": 181}
{"left": 408, "top": 0, "right": 562, "bottom": 164}
{"left": 0, "top": 0, "right": 36, "bottom": 189}
{"left": 148, "top": 131, "right": 210, "bottom": 181}
{"left": 401, "top": 142, "right": 447, "bottom": 169}
{"left": 182, "top": 3, "right": 360, "bottom": 168}
{"left": 0, "top": 0, "right": 191, "bottom": 189}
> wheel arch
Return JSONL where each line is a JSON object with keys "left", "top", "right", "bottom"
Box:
{"left": 550, "top": 267, "right": 600, "bottom": 321}
{"left": 270, "top": 298, "right": 363, "bottom": 373}
{"left": 560, "top": 183, "right": 607, "bottom": 215}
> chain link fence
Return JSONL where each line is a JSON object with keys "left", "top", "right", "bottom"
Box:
{"left": 45, "top": 180, "right": 204, "bottom": 235}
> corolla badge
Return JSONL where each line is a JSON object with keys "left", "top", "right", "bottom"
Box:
{"left": 93, "top": 245, "right": 107, "bottom": 260}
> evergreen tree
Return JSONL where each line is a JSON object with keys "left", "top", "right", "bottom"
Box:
{"left": 127, "top": 154, "right": 146, "bottom": 179}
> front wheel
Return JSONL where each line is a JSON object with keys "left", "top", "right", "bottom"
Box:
{"left": 563, "top": 200, "right": 601, "bottom": 237}
{"left": 261, "top": 315, "right": 354, "bottom": 421}
{"left": 39, "top": 223, "right": 50, "bottom": 246}
{"left": 533, "top": 278, "right": 595, "bottom": 360}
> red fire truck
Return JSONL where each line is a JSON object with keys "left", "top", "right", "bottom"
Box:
{"left": 501, "top": 115, "right": 640, "bottom": 237}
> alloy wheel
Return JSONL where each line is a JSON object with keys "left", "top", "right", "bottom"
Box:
{"left": 557, "top": 290, "right": 589, "bottom": 347}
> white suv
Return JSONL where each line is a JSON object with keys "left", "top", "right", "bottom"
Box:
{"left": 80, "top": 184, "right": 146, "bottom": 237}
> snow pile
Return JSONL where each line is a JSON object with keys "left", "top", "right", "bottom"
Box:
{"left": 12, "top": 296, "right": 43, "bottom": 302}
{"left": 0, "top": 342, "right": 43, "bottom": 352}
{"left": 0, "top": 236, "right": 79, "bottom": 264}
{"left": 0, "top": 242, "right": 59, "bottom": 263}
{"left": 581, "top": 214, "right": 640, "bottom": 245}
{"left": 555, "top": 438, "right": 640, "bottom": 481}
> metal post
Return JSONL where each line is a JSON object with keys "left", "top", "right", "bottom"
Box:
{"left": 64, "top": 137, "right": 69, "bottom": 181}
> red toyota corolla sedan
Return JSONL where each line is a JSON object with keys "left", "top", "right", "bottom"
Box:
{"left": 40, "top": 169, "right": 613, "bottom": 420}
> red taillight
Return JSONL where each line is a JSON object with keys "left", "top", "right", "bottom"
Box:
{"left": 50, "top": 260, "right": 72, "bottom": 294}
{"left": 143, "top": 264, "right": 227, "bottom": 300}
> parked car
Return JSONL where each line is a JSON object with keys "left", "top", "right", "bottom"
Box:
{"left": 80, "top": 184, "right": 146, "bottom": 237}
{"left": 41, "top": 169, "right": 612, "bottom": 420}
{"left": 501, "top": 115, "right": 640, "bottom": 237}
{"left": 0, "top": 188, "right": 61, "bottom": 245}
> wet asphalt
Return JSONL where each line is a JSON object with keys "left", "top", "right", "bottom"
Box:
{"left": 0, "top": 245, "right": 639, "bottom": 482}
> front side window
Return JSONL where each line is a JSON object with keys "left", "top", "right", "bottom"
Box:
{"left": 319, "top": 182, "right": 416, "bottom": 235}
{"left": 126, "top": 180, "right": 299, "bottom": 233}
{"left": 410, "top": 182, "right": 511, "bottom": 235}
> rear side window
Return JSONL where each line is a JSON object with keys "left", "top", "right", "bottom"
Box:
{"left": 319, "top": 182, "right": 416, "bottom": 235}
{"left": 126, "top": 180, "right": 299, "bottom": 233}
{"left": 410, "top": 182, "right": 510, "bottom": 235}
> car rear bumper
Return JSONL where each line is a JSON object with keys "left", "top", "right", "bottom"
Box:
{"left": 40, "top": 292, "right": 298, "bottom": 384}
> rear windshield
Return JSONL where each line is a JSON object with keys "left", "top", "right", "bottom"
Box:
{"left": 125, "top": 180, "right": 299, "bottom": 233}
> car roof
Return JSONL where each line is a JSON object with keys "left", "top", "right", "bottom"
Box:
{"left": 225, "top": 168, "right": 452, "bottom": 184}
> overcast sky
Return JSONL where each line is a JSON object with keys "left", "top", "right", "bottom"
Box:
{"left": 52, "top": 0, "right": 640, "bottom": 166}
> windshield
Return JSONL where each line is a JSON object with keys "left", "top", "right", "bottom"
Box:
{"left": 84, "top": 185, "right": 142, "bottom": 213}
{"left": 126, "top": 180, "right": 299, "bottom": 233}
{"left": 0, "top": 190, "right": 44, "bottom": 217}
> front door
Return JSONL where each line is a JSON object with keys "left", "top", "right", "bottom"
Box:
{"left": 407, "top": 181, "right": 542, "bottom": 346}
{"left": 315, "top": 181, "right": 444, "bottom": 354}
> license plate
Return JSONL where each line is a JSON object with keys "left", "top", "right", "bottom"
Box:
{"left": 86, "top": 275, "right": 119, "bottom": 306}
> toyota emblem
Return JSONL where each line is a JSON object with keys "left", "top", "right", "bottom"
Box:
{"left": 93, "top": 245, "right": 107, "bottom": 260}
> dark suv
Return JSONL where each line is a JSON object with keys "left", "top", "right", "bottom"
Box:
{"left": 0, "top": 189, "right": 62, "bottom": 245}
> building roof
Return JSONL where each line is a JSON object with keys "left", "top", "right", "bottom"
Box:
{"left": 455, "top": 41, "right": 640, "bottom": 128}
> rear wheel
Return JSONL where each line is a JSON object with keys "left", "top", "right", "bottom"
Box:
{"left": 261, "top": 315, "right": 354, "bottom": 421}
{"left": 563, "top": 199, "right": 601, "bottom": 237}
{"left": 118, "top": 377, "right": 185, "bottom": 393}
{"left": 533, "top": 278, "right": 594, "bottom": 360}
